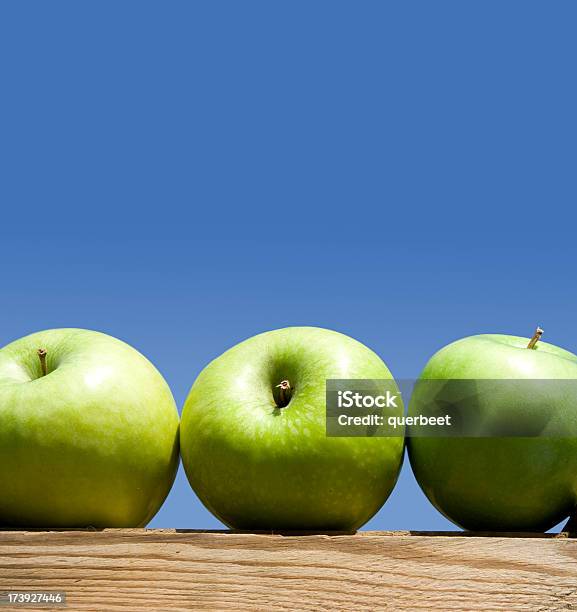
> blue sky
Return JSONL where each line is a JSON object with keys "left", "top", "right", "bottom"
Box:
{"left": 1, "top": 1, "right": 576, "bottom": 530}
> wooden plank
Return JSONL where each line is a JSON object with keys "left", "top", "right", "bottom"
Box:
{"left": 0, "top": 529, "right": 576, "bottom": 611}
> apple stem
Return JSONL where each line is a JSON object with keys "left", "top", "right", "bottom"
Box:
{"left": 275, "top": 379, "right": 292, "bottom": 408}
{"left": 37, "top": 348, "right": 48, "bottom": 377}
{"left": 527, "top": 327, "right": 544, "bottom": 350}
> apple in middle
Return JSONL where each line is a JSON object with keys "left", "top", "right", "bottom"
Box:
{"left": 180, "top": 327, "right": 404, "bottom": 531}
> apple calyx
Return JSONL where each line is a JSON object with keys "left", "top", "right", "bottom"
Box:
{"left": 527, "top": 327, "right": 544, "bottom": 350}
{"left": 274, "top": 379, "right": 292, "bottom": 408}
{"left": 37, "top": 348, "right": 48, "bottom": 377}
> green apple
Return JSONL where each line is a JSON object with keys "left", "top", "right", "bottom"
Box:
{"left": 0, "top": 328, "right": 179, "bottom": 527}
{"left": 408, "top": 329, "right": 577, "bottom": 531}
{"left": 180, "top": 327, "right": 404, "bottom": 531}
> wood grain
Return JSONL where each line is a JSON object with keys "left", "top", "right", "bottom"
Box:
{"left": 1, "top": 529, "right": 576, "bottom": 611}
